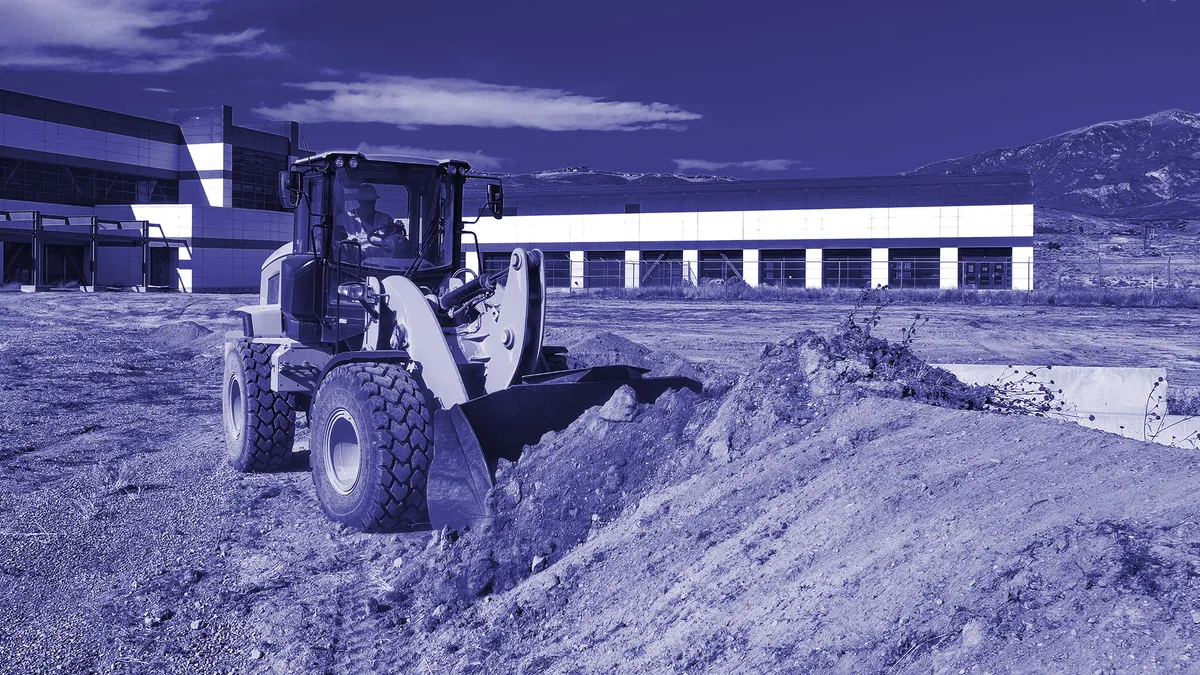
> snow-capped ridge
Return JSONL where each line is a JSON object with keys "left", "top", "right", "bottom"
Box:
{"left": 493, "top": 166, "right": 743, "bottom": 191}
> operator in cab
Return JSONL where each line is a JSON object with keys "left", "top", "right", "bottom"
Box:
{"left": 336, "top": 184, "right": 409, "bottom": 259}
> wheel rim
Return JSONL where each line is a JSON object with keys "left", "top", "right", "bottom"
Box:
{"left": 325, "top": 409, "right": 362, "bottom": 495}
{"left": 226, "top": 374, "right": 244, "bottom": 438}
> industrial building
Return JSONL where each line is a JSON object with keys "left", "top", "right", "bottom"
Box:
{"left": 1, "top": 88, "right": 1033, "bottom": 292}
{"left": 469, "top": 174, "right": 1034, "bottom": 291}
{"left": 0, "top": 88, "right": 300, "bottom": 292}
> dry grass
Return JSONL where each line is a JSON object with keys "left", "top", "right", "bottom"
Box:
{"left": 1167, "top": 386, "right": 1200, "bottom": 417}
{"left": 67, "top": 461, "right": 141, "bottom": 521}
{"left": 563, "top": 284, "right": 1200, "bottom": 308}
{"left": 92, "top": 460, "right": 139, "bottom": 497}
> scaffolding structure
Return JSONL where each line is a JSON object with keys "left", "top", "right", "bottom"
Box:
{"left": 0, "top": 209, "right": 187, "bottom": 291}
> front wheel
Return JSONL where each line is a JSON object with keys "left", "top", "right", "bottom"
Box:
{"left": 310, "top": 363, "right": 432, "bottom": 531}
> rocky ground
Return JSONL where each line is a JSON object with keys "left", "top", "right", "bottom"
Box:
{"left": 1, "top": 293, "right": 1199, "bottom": 674}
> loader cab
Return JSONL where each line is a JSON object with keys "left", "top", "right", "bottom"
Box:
{"left": 277, "top": 152, "right": 474, "bottom": 347}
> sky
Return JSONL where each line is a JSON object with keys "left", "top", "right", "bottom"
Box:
{"left": 0, "top": 0, "right": 1196, "bottom": 178}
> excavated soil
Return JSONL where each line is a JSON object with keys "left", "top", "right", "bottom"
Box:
{"left": 1, "top": 293, "right": 1199, "bottom": 674}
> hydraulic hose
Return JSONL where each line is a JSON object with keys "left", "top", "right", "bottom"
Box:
{"left": 437, "top": 267, "right": 509, "bottom": 312}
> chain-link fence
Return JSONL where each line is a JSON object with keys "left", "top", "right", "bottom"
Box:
{"left": 532, "top": 257, "right": 1200, "bottom": 292}
{"left": 1034, "top": 258, "right": 1200, "bottom": 290}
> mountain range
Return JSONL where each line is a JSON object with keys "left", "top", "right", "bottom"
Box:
{"left": 492, "top": 166, "right": 741, "bottom": 191}
{"left": 501, "top": 110, "right": 1200, "bottom": 220}
{"left": 908, "top": 109, "right": 1200, "bottom": 219}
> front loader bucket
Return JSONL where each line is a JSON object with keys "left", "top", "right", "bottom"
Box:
{"left": 426, "top": 366, "right": 701, "bottom": 530}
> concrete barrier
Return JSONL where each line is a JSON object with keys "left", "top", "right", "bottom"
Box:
{"left": 933, "top": 364, "right": 1197, "bottom": 448}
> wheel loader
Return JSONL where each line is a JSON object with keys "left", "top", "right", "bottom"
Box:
{"left": 221, "top": 151, "right": 698, "bottom": 532}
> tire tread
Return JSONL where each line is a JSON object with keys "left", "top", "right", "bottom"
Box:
{"left": 229, "top": 340, "right": 295, "bottom": 472}
{"left": 313, "top": 362, "right": 432, "bottom": 531}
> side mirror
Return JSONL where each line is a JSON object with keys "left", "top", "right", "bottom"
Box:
{"left": 278, "top": 170, "right": 302, "bottom": 210}
{"left": 487, "top": 183, "right": 504, "bottom": 219}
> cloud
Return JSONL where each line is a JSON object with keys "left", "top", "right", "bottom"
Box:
{"left": 0, "top": 0, "right": 284, "bottom": 73}
{"left": 356, "top": 144, "right": 504, "bottom": 171}
{"left": 143, "top": 87, "right": 175, "bottom": 94}
{"left": 671, "top": 158, "right": 814, "bottom": 172}
{"left": 254, "top": 75, "right": 702, "bottom": 131}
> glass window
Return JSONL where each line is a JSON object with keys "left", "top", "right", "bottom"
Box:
{"left": 482, "top": 252, "right": 511, "bottom": 276}
{"left": 639, "top": 250, "right": 682, "bottom": 287}
{"left": 822, "top": 249, "right": 871, "bottom": 289}
{"left": 699, "top": 249, "right": 743, "bottom": 281}
{"left": 585, "top": 250, "right": 623, "bottom": 288}
{"left": 887, "top": 248, "right": 939, "bottom": 289}
{"left": 232, "top": 147, "right": 289, "bottom": 211}
{"left": 543, "top": 251, "right": 571, "bottom": 288}
{"left": 0, "top": 156, "right": 177, "bottom": 207}
{"left": 759, "top": 249, "right": 805, "bottom": 287}
{"left": 328, "top": 161, "right": 450, "bottom": 274}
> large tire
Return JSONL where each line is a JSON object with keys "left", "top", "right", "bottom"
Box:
{"left": 310, "top": 363, "right": 432, "bottom": 531}
{"left": 222, "top": 340, "right": 296, "bottom": 471}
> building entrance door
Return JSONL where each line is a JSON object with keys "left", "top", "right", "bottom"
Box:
{"left": 3, "top": 242, "right": 33, "bottom": 285}
{"left": 960, "top": 259, "right": 1012, "bottom": 289}
{"left": 44, "top": 244, "right": 88, "bottom": 287}
{"left": 149, "top": 246, "right": 176, "bottom": 288}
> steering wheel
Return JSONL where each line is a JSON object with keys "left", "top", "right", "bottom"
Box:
{"left": 452, "top": 267, "right": 478, "bottom": 284}
{"left": 367, "top": 223, "right": 404, "bottom": 246}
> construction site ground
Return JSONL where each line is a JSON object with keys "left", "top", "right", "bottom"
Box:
{"left": 1, "top": 293, "right": 1199, "bottom": 674}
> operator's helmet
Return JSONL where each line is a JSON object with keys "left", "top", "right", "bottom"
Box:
{"left": 348, "top": 184, "right": 379, "bottom": 203}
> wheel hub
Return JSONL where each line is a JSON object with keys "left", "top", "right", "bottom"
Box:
{"left": 325, "top": 409, "right": 362, "bottom": 495}
{"left": 227, "top": 374, "right": 244, "bottom": 438}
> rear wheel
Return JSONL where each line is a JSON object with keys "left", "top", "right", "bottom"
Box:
{"left": 310, "top": 363, "right": 432, "bottom": 531}
{"left": 222, "top": 340, "right": 295, "bottom": 471}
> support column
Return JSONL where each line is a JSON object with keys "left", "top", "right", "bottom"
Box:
{"left": 0, "top": 241, "right": 5, "bottom": 284}
{"left": 624, "top": 250, "right": 640, "bottom": 288}
{"left": 939, "top": 247, "right": 959, "bottom": 289}
{"left": 805, "top": 249, "right": 823, "bottom": 289}
{"left": 683, "top": 249, "right": 698, "bottom": 286}
{"left": 1011, "top": 246, "right": 1034, "bottom": 290}
{"left": 742, "top": 249, "right": 759, "bottom": 287}
{"left": 570, "top": 250, "right": 584, "bottom": 289}
{"left": 871, "top": 247, "right": 889, "bottom": 289}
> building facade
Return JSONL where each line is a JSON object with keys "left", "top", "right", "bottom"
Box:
{"left": 0, "top": 88, "right": 301, "bottom": 292}
{"left": 468, "top": 174, "right": 1034, "bottom": 291}
{"left": 1, "top": 88, "right": 1033, "bottom": 293}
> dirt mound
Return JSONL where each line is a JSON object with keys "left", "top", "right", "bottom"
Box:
{"left": 550, "top": 330, "right": 704, "bottom": 380}
{"left": 405, "top": 396, "right": 1200, "bottom": 674}
{"left": 153, "top": 321, "right": 216, "bottom": 350}
{"left": 147, "top": 321, "right": 226, "bottom": 370}
{"left": 290, "top": 321, "right": 1200, "bottom": 674}
{"left": 696, "top": 326, "right": 990, "bottom": 463}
